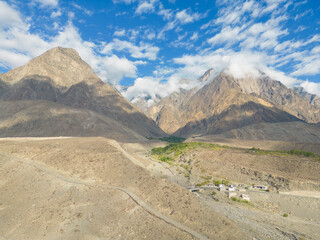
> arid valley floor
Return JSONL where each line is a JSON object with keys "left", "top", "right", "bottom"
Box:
{"left": 0, "top": 137, "right": 319, "bottom": 240}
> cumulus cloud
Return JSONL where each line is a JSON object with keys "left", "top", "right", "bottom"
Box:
{"left": 0, "top": 1, "right": 139, "bottom": 85}
{"left": 175, "top": 9, "right": 201, "bottom": 24}
{"left": 101, "top": 39, "right": 159, "bottom": 60}
{"left": 300, "top": 80, "right": 320, "bottom": 96}
{"left": 114, "top": 29, "right": 126, "bottom": 37}
{"left": 122, "top": 74, "right": 198, "bottom": 106}
{"left": 173, "top": 50, "right": 300, "bottom": 87}
{"left": 0, "top": 1, "right": 27, "bottom": 30}
{"left": 99, "top": 55, "right": 137, "bottom": 84}
{"left": 135, "top": 0, "right": 157, "bottom": 15}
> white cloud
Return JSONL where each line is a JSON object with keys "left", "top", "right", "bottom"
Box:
{"left": 0, "top": 49, "right": 31, "bottom": 69}
{"left": 173, "top": 50, "right": 299, "bottom": 87}
{"left": 0, "top": 1, "right": 139, "bottom": 85}
{"left": 101, "top": 39, "right": 159, "bottom": 60}
{"left": 208, "top": 26, "right": 243, "bottom": 46}
{"left": 158, "top": 6, "right": 173, "bottom": 20}
{"left": 190, "top": 32, "right": 198, "bottom": 41}
{"left": 100, "top": 55, "right": 137, "bottom": 84}
{"left": 68, "top": 11, "right": 75, "bottom": 20}
{"left": 0, "top": 1, "right": 27, "bottom": 30}
{"left": 146, "top": 31, "right": 155, "bottom": 40}
{"left": 71, "top": 3, "right": 93, "bottom": 16}
{"left": 291, "top": 58, "right": 320, "bottom": 77}
{"left": 51, "top": 9, "right": 62, "bottom": 18}
{"left": 33, "top": 0, "right": 58, "bottom": 8}
{"left": 135, "top": 0, "right": 156, "bottom": 15}
{"left": 300, "top": 81, "right": 320, "bottom": 96}
{"left": 112, "top": 0, "right": 137, "bottom": 4}
{"left": 157, "top": 9, "right": 204, "bottom": 39}
{"left": 122, "top": 74, "right": 197, "bottom": 106}
{"left": 114, "top": 29, "right": 126, "bottom": 37}
{"left": 153, "top": 66, "right": 175, "bottom": 77}
{"left": 175, "top": 9, "right": 201, "bottom": 24}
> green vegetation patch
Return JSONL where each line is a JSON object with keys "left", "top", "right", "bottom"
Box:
{"left": 196, "top": 180, "right": 211, "bottom": 186}
{"left": 152, "top": 142, "right": 229, "bottom": 156}
{"left": 247, "top": 147, "right": 319, "bottom": 160}
{"left": 151, "top": 142, "right": 231, "bottom": 163}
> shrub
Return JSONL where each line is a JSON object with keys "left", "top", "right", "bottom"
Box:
{"left": 214, "top": 180, "right": 222, "bottom": 186}
{"left": 222, "top": 179, "right": 230, "bottom": 186}
{"left": 159, "top": 156, "right": 173, "bottom": 163}
{"left": 283, "top": 213, "right": 288, "bottom": 217}
{"left": 196, "top": 180, "right": 210, "bottom": 186}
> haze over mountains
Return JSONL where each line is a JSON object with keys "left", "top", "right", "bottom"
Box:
{"left": 0, "top": 47, "right": 166, "bottom": 142}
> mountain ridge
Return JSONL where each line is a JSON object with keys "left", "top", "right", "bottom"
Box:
{"left": 146, "top": 70, "right": 320, "bottom": 141}
{"left": 0, "top": 47, "right": 166, "bottom": 141}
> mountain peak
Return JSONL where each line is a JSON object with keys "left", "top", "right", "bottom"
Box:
{"left": 43, "top": 46, "right": 83, "bottom": 63}
{"left": 1, "top": 46, "right": 101, "bottom": 89}
{"left": 198, "top": 68, "right": 214, "bottom": 82}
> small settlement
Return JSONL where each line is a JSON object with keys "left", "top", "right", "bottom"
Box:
{"left": 188, "top": 182, "right": 270, "bottom": 202}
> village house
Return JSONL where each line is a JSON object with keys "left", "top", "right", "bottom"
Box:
{"left": 227, "top": 187, "right": 235, "bottom": 192}
{"left": 218, "top": 184, "right": 226, "bottom": 191}
{"left": 240, "top": 194, "right": 250, "bottom": 201}
{"left": 254, "top": 185, "right": 268, "bottom": 190}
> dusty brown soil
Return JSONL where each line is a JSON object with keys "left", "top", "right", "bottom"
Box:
{"left": 189, "top": 136, "right": 320, "bottom": 154}
{"left": 0, "top": 137, "right": 248, "bottom": 240}
{"left": 170, "top": 145, "right": 320, "bottom": 191}
{"left": 141, "top": 140, "right": 320, "bottom": 240}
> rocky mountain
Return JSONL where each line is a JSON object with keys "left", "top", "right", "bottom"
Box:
{"left": 294, "top": 87, "right": 320, "bottom": 108}
{"left": 147, "top": 70, "right": 320, "bottom": 142}
{"left": 232, "top": 73, "right": 320, "bottom": 123}
{"left": 0, "top": 47, "right": 166, "bottom": 141}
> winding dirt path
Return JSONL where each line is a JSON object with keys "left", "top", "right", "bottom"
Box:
{"left": 0, "top": 152, "right": 209, "bottom": 240}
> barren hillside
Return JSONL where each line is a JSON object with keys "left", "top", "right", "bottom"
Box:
{"left": 0, "top": 137, "right": 249, "bottom": 240}
{"left": 0, "top": 47, "right": 166, "bottom": 141}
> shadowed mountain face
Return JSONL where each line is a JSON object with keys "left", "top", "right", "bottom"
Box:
{"left": 0, "top": 47, "right": 166, "bottom": 141}
{"left": 148, "top": 71, "right": 320, "bottom": 141}
{"left": 174, "top": 101, "right": 300, "bottom": 137}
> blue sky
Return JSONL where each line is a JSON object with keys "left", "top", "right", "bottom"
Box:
{"left": 0, "top": 0, "right": 320, "bottom": 102}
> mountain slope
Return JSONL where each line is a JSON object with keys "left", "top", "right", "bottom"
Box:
{"left": 0, "top": 100, "right": 144, "bottom": 141}
{"left": 294, "top": 87, "right": 320, "bottom": 108}
{"left": 233, "top": 74, "right": 320, "bottom": 123}
{"left": 0, "top": 47, "right": 166, "bottom": 140}
{"left": 148, "top": 71, "right": 320, "bottom": 142}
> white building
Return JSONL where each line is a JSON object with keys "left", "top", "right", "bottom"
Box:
{"left": 218, "top": 184, "right": 226, "bottom": 191}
